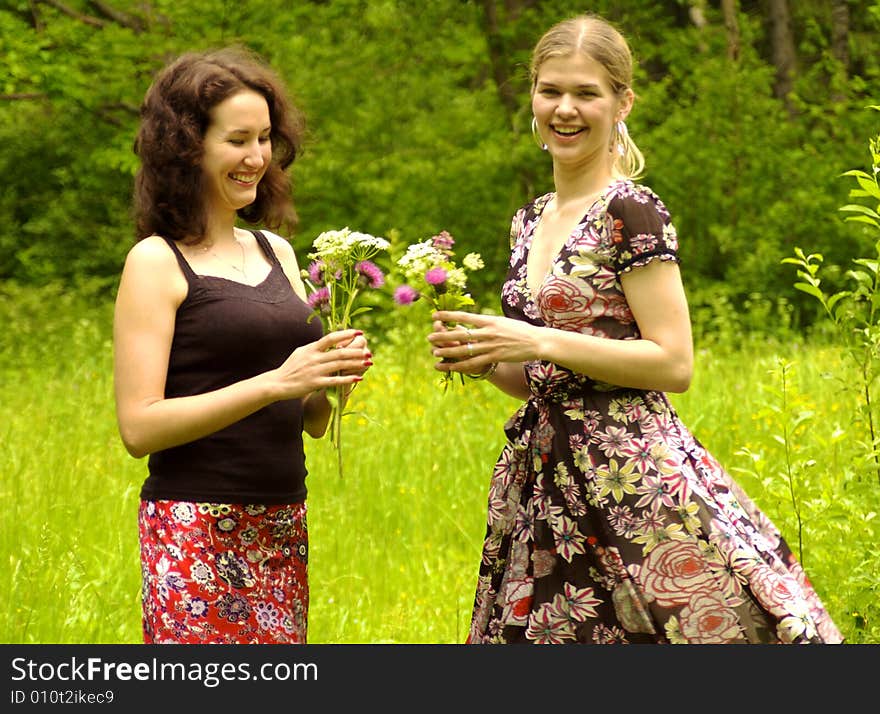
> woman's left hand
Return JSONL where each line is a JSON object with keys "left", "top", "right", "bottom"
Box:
{"left": 336, "top": 332, "right": 372, "bottom": 397}
{"left": 427, "top": 310, "right": 540, "bottom": 374}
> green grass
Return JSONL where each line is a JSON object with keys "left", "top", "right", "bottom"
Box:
{"left": 2, "top": 287, "right": 878, "bottom": 643}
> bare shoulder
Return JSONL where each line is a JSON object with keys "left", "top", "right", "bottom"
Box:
{"left": 118, "top": 235, "right": 187, "bottom": 305}
{"left": 259, "top": 229, "right": 298, "bottom": 262}
{"left": 259, "top": 229, "right": 308, "bottom": 298}
{"left": 124, "top": 234, "right": 178, "bottom": 269}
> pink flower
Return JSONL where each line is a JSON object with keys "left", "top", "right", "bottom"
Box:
{"left": 431, "top": 230, "right": 455, "bottom": 252}
{"left": 355, "top": 260, "right": 385, "bottom": 289}
{"left": 307, "top": 260, "right": 325, "bottom": 286}
{"left": 307, "top": 286, "right": 331, "bottom": 314}
{"left": 424, "top": 267, "right": 447, "bottom": 286}
{"left": 393, "top": 285, "right": 420, "bottom": 305}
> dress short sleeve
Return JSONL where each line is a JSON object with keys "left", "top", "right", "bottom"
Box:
{"left": 607, "top": 185, "right": 679, "bottom": 275}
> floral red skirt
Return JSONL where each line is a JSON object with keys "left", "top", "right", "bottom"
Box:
{"left": 138, "top": 500, "right": 308, "bottom": 644}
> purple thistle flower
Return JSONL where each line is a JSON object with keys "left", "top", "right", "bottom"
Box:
{"left": 431, "top": 230, "right": 455, "bottom": 252}
{"left": 307, "top": 286, "right": 331, "bottom": 314}
{"left": 393, "top": 285, "right": 420, "bottom": 306}
{"left": 307, "top": 260, "right": 325, "bottom": 286}
{"left": 355, "top": 260, "right": 385, "bottom": 289}
{"left": 424, "top": 267, "right": 448, "bottom": 286}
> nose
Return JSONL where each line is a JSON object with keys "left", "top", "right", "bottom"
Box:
{"left": 243, "top": 140, "right": 265, "bottom": 168}
{"left": 556, "top": 93, "right": 576, "bottom": 116}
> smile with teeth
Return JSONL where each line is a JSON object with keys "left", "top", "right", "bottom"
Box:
{"left": 229, "top": 172, "right": 259, "bottom": 185}
{"left": 553, "top": 125, "right": 585, "bottom": 136}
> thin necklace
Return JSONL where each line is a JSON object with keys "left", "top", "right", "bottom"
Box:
{"left": 200, "top": 237, "right": 247, "bottom": 277}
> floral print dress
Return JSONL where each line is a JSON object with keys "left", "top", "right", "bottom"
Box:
{"left": 466, "top": 179, "right": 843, "bottom": 644}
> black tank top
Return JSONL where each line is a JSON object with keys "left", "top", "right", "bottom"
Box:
{"left": 141, "top": 230, "right": 323, "bottom": 504}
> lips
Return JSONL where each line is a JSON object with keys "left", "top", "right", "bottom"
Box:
{"left": 229, "top": 172, "right": 259, "bottom": 185}
{"left": 552, "top": 125, "right": 585, "bottom": 137}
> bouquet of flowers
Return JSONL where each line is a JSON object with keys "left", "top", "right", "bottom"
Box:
{"left": 393, "top": 230, "right": 485, "bottom": 390}
{"left": 303, "top": 227, "right": 390, "bottom": 478}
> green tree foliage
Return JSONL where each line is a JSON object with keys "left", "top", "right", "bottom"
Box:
{"left": 1, "top": 0, "right": 879, "bottom": 329}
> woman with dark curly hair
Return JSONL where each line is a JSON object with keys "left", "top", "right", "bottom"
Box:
{"left": 428, "top": 14, "right": 842, "bottom": 644}
{"left": 113, "top": 47, "right": 372, "bottom": 644}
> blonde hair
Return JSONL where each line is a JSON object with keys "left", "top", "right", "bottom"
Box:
{"left": 530, "top": 14, "right": 645, "bottom": 179}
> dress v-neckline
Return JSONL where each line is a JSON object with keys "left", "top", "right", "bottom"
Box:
{"left": 525, "top": 181, "right": 620, "bottom": 305}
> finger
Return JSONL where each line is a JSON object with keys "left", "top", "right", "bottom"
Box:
{"left": 460, "top": 339, "right": 480, "bottom": 360}
{"left": 320, "top": 329, "right": 364, "bottom": 350}
{"left": 327, "top": 374, "right": 364, "bottom": 388}
{"left": 427, "top": 331, "right": 463, "bottom": 347}
{"left": 338, "top": 333, "right": 368, "bottom": 350}
{"left": 338, "top": 361, "right": 372, "bottom": 377}
{"left": 432, "top": 310, "right": 480, "bottom": 326}
{"left": 323, "top": 353, "right": 372, "bottom": 373}
{"left": 434, "top": 356, "right": 474, "bottom": 373}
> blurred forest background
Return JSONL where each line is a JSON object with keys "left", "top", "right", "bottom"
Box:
{"left": 2, "top": 0, "right": 879, "bottom": 334}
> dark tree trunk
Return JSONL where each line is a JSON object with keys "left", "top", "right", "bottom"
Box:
{"left": 721, "top": 0, "right": 741, "bottom": 62}
{"left": 830, "top": 0, "right": 850, "bottom": 102}
{"left": 767, "top": 0, "right": 798, "bottom": 112}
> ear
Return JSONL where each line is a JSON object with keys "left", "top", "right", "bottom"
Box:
{"left": 616, "top": 88, "right": 634, "bottom": 122}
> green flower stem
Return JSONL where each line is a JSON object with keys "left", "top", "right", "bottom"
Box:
{"left": 325, "top": 274, "right": 363, "bottom": 479}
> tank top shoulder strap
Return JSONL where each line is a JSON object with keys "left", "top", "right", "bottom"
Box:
{"left": 250, "top": 229, "right": 282, "bottom": 266}
{"left": 161, "top": 236, "right": 199, "bottom": 283}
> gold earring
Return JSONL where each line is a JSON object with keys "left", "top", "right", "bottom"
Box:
{"left": 531, "top": 117, "right": 547, "bottom": 151}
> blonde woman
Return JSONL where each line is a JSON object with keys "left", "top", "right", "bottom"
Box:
{"left": 428, "top": 14, "right": 842, "bottom": 644}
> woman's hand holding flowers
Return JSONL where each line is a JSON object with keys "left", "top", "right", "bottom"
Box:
{"left": 428, "top": 310, "right": 542, "bottom": 375}
{"left": 273, "top": 329, "right": 370, "bottom": 400}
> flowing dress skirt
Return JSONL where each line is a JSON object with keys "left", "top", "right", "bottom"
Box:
{"left": 139, "top": 500, "right": 308, "bottom": 644}
{"left": 466, "top": 384, "right": 844, "bottom": 644}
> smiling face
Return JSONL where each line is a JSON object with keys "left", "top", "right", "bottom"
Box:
{"left": 531, "top": 53, "right": 632, "bottom": 170}
{"left": 200, "top": 88, "right": 272, "bottom": 216}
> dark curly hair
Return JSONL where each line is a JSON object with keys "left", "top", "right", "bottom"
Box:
{"left": 133, "top": 46, "right": 304, "bottom": 243}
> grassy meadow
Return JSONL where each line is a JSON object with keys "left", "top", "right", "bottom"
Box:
{"left": 2, "top": 285, "right": 878, "bottom": 644}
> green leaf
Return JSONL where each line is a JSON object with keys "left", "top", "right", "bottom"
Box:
{"left": 855, "top": 175, "right": 880, "bottom": 199}
{"left": 793, "top": 282, "right": 825, "bottom": 301}
{"left": 840, "top": 204, "right": 880, "bottom": 220}
{"left": 853, "top": 259, "right": 880, "bottom": 273}
{"left": 842, "top": 169, "right": 874, "bottom": 180}
{"left": 844, "top": 215, "right": 880, "bottom": 228}
{"left": 827, "top": 291, "right": 851, "bottom": 312}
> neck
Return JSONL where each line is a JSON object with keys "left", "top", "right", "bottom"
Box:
{"left": 551, "top": 157, "right": 615, "bottom": 208}
{"left": 202, "top": 212, "right": 239, "bottom": 247}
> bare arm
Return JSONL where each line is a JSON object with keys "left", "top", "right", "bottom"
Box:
{"left": 428, "top": 259, "right": 693, "bottom": 394}
{"left": 113, "top": 236, "right": 368, "bottom": 458}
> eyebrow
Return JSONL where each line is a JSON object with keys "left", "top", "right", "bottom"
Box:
{"left": 227, "top": 127, "right": 272, "bottom": 135}
{"left": 537, "top": 81, "right": 601, "bottom": 90}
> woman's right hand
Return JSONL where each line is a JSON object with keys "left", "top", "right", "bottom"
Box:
{"left": 272, "top": 329, "right": 370, "bottom": 400}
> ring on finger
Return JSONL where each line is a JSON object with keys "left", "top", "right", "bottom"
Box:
{"left": 466, "top": 342, "right": 474, "bottom": 354}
